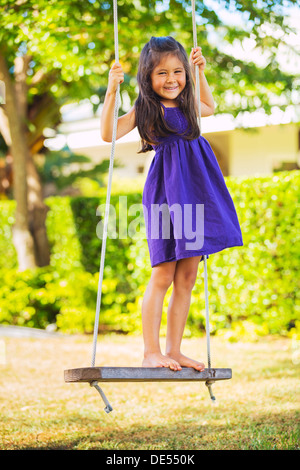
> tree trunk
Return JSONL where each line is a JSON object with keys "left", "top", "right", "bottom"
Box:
{"left": 26, "top": 157, "right": 50, "bottom": 266}
{"left": 0, "top": 53, "right": 36, "bottom": 271}
{"left": 15, "top": 55, "right": 51, "bottom": 267}
{"left": 0, "top": 54, "right": 51, "bottom": 268}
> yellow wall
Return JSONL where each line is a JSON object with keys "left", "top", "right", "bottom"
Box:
{"left": 204, "top": 131, "right": 230, "bottom": 176}
{"left": 229, "top": 123, "right": 298, "bottom": 177}
{"left": 72, "top": 123, "right": 299, "bottom": 178}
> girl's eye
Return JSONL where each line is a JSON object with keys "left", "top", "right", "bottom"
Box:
{"left": 158, "top": 71, "right": 182, "bottom": 75}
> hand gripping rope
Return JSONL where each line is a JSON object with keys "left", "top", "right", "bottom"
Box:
{"left": 89, "top": 0, "right": 216, "bottom": 412}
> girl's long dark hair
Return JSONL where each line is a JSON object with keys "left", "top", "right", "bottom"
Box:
{"left": 135, "top": 36, "right": 200, "bottom": 153}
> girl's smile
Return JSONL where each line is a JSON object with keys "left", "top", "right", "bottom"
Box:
{"left": 150, "top": 54, "right": 186, "bottom": 106}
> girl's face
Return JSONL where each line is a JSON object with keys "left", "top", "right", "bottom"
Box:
{"left": 150, "top": 54, "right": 186, "bottom": 105}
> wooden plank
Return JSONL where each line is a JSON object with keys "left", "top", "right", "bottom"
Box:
{"left": 64, "top": 367, "right": 232, "bottom": 383}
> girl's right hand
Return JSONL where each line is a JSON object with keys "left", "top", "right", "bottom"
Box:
{"left": 108, "top": 62, "right": 124, "bottom": 93}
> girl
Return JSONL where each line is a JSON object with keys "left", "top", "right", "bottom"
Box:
{"left": 101, "top": 36, "right": 243, "bottom": 372}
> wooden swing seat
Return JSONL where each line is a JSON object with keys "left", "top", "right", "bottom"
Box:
{"left": 64, "top": 366, "right": 232, "bottom": 383}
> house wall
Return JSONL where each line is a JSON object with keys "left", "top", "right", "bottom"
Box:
{"left": 230, "top": 123, "right": 299, "bottom": 177}
{"left": 203, "top": 131, "right": 230, "bottom": 176}
{"left": 69, "top": 123, "right": 299, "bottom": 178}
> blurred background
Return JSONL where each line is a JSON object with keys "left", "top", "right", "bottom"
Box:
{"left": 0, "top": 0, "right": 299, "bottom": 341}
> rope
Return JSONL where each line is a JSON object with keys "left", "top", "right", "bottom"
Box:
{"left": 203, "top": 256, "right": 212, "bottom": 369}
{"left": 91, "top": 0, "right": 120, "bottom": 367}
{"left": 191, "top": 0, "right": 202, "bottom": 135}
{"left": 191, "top": 1, "right": 214, "bottom": 381}
{"left": 90, "top": 381, "right": 113, "bottom": 413}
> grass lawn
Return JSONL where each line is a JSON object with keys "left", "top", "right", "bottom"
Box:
{"left": 0, "top": 333, "right": 299, "bottom": 450}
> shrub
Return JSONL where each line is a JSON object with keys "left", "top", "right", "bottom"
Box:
{"left": 0, "top": 171, "right": 299, "bottom": 339}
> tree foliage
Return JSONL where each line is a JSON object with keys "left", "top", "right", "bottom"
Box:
{"left": 0, "top": 0, "right": 298, "bottom": 117}
{"left": 0, "top": 0, "right": 298, "bottom": 270}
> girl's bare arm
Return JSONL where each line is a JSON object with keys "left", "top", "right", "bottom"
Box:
{"left": 101, "top": 63, "right": 136, "bottom": 142}
{"left": 189, "top": 47, "right": 215, "bottom": 117}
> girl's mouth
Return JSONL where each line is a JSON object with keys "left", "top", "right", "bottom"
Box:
{"left": 164, "top": 86, "right": 178, "bottom": 91}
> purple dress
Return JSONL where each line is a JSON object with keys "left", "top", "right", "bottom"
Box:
{"left": 142, "top": 103, "right": 243, "bottom": 267}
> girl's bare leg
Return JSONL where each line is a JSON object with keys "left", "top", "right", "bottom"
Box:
{"left": 165, "top": 256, "right": 205, "bottom": 371}
{"left": 142, "top": 261, "right": 182, "bottom": 370}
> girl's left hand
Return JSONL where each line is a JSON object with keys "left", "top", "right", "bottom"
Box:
{"left": 189, "top": 47, "right": 206, "bottom": 73}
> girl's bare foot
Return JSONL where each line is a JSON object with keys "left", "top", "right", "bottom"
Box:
{"left": 166, "top": 352, "right": 205, "bottom": 371}
{"left": 142, "top": 352, "right": 182, "bottom": 371}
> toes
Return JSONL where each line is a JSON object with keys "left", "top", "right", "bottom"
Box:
{"left": 164, "top": 362, "right": 174, "bottom": 369}
{"left": 169, "top": 360, "right": 181, "bottom": 370}
{"left": 164, "top": 357, "right": 182, "bottom": 371}
{"left": 165, "top": 361, "right": 181, "bottom": 371}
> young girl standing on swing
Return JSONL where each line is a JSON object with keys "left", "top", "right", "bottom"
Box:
{"left": 101, "top": 36, "right": 243, "bottom": 372}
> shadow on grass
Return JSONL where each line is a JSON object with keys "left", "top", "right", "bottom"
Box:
{"left": 11, "top": 409, "right": 299, "bottom": 451}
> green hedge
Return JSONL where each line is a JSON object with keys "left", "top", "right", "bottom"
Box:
{"left": 0, "top": 171, "right": 299, "bottom": 340}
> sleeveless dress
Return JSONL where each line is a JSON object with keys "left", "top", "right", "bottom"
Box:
{"left": 142, "top": 102, "right": 243, "bottom": 267}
